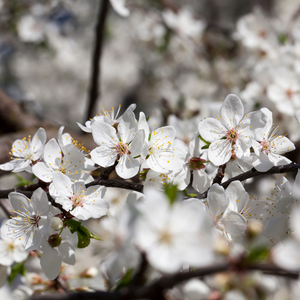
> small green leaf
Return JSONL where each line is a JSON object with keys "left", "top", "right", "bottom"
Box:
{"left": 115, "top": 269, "right": 133, "bottom": 290}
{"left": 65, "top": 219, "right": 81, "bottom": 234}
{"left": 246, "top": 246, "right": 269, "bottom": 263}
{"left": 164, "top": 184, "right": 178, "bottom": 205}
{"left": 148, "top": 133, "right": 151, "bottom": 141}
{"left": 13, "top": 174, "right": 33, "bottom": 188}
{"left": 146, "top": 116, "right": 150, "bottom": 121}
{"left": 77, "top": 230, "right": 90, "bottom": 248}
{"left": 201, "top": 145, "right": 209, "bottom": 150}
{"left": 79, "top": 225, "right": 102, "bottom": 241}
{"left": 8, "top": 263, "right": 26, "bottom": 285}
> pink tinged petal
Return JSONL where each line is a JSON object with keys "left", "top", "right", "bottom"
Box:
{"left": 91, "top": 121, "right": 118, "bottom": 146}
{"left": 208, "top": 140, "right": 232, "bottom": 166}
{"left": 32, "top": 162, "right": 55, "bottom": 182}
{"left": 52, "top": 172, "right": 73, "bottom": 197}
{"left": 9, "top": 192, "right": 32, "bottom": 214}
{"left": 40, "top": 246, "right": 62, "bottom": 280}
{"left": 90, "top": 147, "right": 117, "bottom": 168}
{"left": 116, "top": 155, "right": 140, "bottom": 179}
{"left": 192, "top": 170, "right": 211, "bottom": 193}
{"left": 207, "top": 184, "right": 228, "bottom": 219}
{"left": 220, "top": 94, "right": 244, "bottom": 128}
{"left": 221, "top": 210, "right": 247, "bottom": 235}
{"left": 31, "top": 188, "right": 50, "bottom": 214}
{"left": 43, "top": 138, "right": 62, "bottom": 167}
{"left": 198, "top": 118, "right": 225, "bottom": 142}
{"left": 58, "top": 242, "right": 76, "bottom": 265}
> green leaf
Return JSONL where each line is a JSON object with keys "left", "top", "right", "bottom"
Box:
{"left": 164, "top": 184, "right": 178, "bottom": 205}
{"left": 13, "top": 174, "right": 33, "bottom": 188}
{"left": 201, "top": 144, "right": 209, "bottom": 150}
{"left": 148, "top": 133, "right": 151, "bottom": 142}
{"left": 115, "top": 269, "right": 133, "bottom": 290}
{"left": 65, "top": 219, "right": 81, "bottom": 234}
{"left": 8, "top": 263, "right": 26, "bottom": 285}
{"left": 146, "top": 116, "right": 150, "bottom": 121}
{"left": 77, "top": 230, "right": 90, "bottom": 248}
{"left": 79, "top": 225, "right": 102, "bottom": 241}
{"left": 246, "top": 246, "right": 269, "bottom": 263}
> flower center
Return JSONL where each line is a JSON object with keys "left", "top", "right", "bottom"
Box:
{"left": 225, "top": 128, "right": 239, "bottom": 143}
{"left": 115, "top": 142, "right": 129, "bottom": 155}
{"left": 158, "top": 229, "right": 172, "bottom": 244}
{"left": 260, "top": 140, "right": 271, "bottom": 154}
{"left": 71, "top": 194, "right": 84, "bottom": 207}
{"left": 286, "top": 89, "right": 294, "bottom": 99}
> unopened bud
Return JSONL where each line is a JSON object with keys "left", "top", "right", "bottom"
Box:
{"left": 27, "top": 273, "right": 43, "bottom": 285}
{"left": 80, "top": 267, "right": 98, "bottom": 278}
{"left": 189, "top": 157, "right": 206, "bottom": 170}
{"left": 48, "top": 234, "right": 62, "bottom": 248}
{"left": 51, "top": 217, "right": 63, "bottom": 231}
{"left": 214, "top": 237, "right": 229, "bottom": 256}
{"left": 247, "top": 219, "right": 263, "bottom": 237}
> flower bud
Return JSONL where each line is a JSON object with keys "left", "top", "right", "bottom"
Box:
{"left": 189, "top": 157, "right": 206, "bottom": 170}
{"left": 80, "top": 267, "right": 99, "bottom": 278}
{"left": 27, "top": 273, "right": 43, "bottom": 285}
{"left": 48, "top": 234, "right": 62, "bottom": 248}
{"left": 51, "top": 217, "right": 63, "bottom": 231}
{"left": 247, "top": 219, "right": 263, "bottom": 237}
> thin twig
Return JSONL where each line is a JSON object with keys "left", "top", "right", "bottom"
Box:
{"left": 86, "top": 0, "right": 110, "bottom": 120}
{"left": 199, "top": 162, "right": 300, "bottom": 199}
{"left": 212, "top": 164, "right": 226, "bottom": 185}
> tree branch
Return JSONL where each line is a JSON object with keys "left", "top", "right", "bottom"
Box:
{"left": 86, "top": 0, "right": 110, "bottom": 120}
{"left": 199, "top": 162, "right": 300, "bottom": 199}
{"left": 29, "top": 262, "right": 298, "bottom": 300}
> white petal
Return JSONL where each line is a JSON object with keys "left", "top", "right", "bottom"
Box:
{"left": 198, "top": 118, "right": 225, "bottom": 142}
{"left": 220, "top": 94, "right": 244, "bottom": 128}
{"left": 40, "top": 246, "right": 62, "bottom": 280}
{"left": 207, "top": 184, "right": 228, "bottom": 218}
{"left": 208, "top": 140, "right": 232, "bottom": 166}
{"left": 58, "top": 242, "right": 76, "bottom": 265}
{"left": 222, "top": 210, "right": 247, "bottom": 235}
{"left": 110, "top": 0, "right": 130, "bottom": 17}
{"left": 31, "top": 188, "right": 50, "bottom": 215}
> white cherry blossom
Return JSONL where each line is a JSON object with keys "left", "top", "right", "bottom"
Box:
{"left": 32, "top": 138, "right": 85, "bottom": 183}
{"left": 135, "top": 189, "right": 214, "bottom": 273}
{"left": 0, "top": 236, "right": 27, "bottom": 266}
{"left": 252, "top": 108, "right": 295, "bottom": 171}
{"left": 91, "top": 111, "right": 145, "bottom": 179}
{"left": 1, "top": 188, "right": 52, "bottom": 252}
{"left": 198, "top": 94, "right": 267, "bottom": 166}
{"left": 51, "top": 172, "right": 109, "bottom": 221}
{"left": 0, "top": 127, "right": 46, "bottom": 173}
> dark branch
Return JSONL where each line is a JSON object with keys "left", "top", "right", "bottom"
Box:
{"left": 212, "top": 164, "right": 226, "bottom": 185}
{"left": 86, "top": 0, "right": 110, "bottom": 120}
{"left": 199, "top": 162, "right": 300, "bottom": 199}
{"left": 29, "top": 262, "right": 298, "bottom": 300}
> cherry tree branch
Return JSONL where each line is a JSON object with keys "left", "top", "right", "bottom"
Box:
{"left": 86, "top": 0, "right": 110, "bottom": 120}
{"left": 199, "top": 162, "right": 300, "bottom": 199}
{"left": 29, "top": 262, "right": 298, "bottom": 300}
